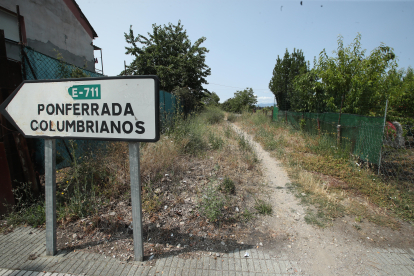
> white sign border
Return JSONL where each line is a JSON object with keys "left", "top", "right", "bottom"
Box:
{"left": 0, "top": 75, "right": 160, "bottom": 142}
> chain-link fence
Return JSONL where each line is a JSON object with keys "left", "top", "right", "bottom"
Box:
{"left": 22, "top": 46, "right": 180, "bottom": 174}
{"left": 273, "top": 105, "right": 414, "bottom": 188}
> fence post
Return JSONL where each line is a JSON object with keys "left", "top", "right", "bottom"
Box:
{"left": 337, "top": 125, "right": 341, "bottom": 146}
{"left": 378, "top": 99, "right": 389, "bottom": 175}
{"left": 317, "top": 117, "right": 320, "bottom": 132}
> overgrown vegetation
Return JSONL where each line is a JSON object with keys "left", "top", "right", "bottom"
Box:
{"left": 2, "top": 107, "right": 266, "bottom": 233}
{"left": 201, "top": 184, "right": 225, "bottom": 222}
{"left": 240, "top": 112, "right": 413, "bottom": 227}
{"left": 4, "top": 181, "right": 45, "bottom": 228}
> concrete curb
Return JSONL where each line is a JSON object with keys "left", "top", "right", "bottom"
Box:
{"left": 1, "top": 227, "right": 414, "bottom": 275}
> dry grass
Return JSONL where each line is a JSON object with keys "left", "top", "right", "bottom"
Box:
{"left": 238, "top": 112, "right": 413, "bottom": 228}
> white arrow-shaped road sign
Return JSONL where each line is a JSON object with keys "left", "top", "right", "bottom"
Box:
{"left": 0, "top": 76, "right": 160, "bottom": 142}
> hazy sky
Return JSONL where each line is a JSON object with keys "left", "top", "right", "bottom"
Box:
{"left": 79, "top": 0, "right": 414, "bottom": 105}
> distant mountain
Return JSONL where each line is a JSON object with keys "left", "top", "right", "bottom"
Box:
{"left": 256, "top": 103, "right": 274, "bottom": 107}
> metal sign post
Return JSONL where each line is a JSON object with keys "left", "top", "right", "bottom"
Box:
{"left": 0, "top": 76, "right": 159, "bottom": 261}
{"left": 129, "top": 142, "right": 144, "bottom": 261}
{"left": 45, "top": 139, "right": 56, "bottom": 255}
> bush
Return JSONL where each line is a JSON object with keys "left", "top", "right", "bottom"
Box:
{"left": 172, "top": 115, "right": 208, "bottom": 155}
{"left": 4, "top": 181, "right": 45, "bottom": 227}
{"left": 238, "top": 134, "right": 252, "bottom": 152}
{"left": 203, "top": 107, "right": 225, "bottom": 124}
{"left": 201, "top": 184, "right": 225, "bottom": 222}
{"left": 219, "top": 177, "right": 235, "bottom": 194}
{"left": 227, "top": 113, "right": 237, "bottom": 122}
{"left": 209, "top": 132, "right": 224, "bottom": 150}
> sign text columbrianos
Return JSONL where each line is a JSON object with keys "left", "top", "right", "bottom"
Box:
{"left": 0, "top": 76, "right": 160, "bottom": 142}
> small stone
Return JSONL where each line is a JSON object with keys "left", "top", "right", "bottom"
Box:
{"left": 216, "top": 253, "right": 220, "bottom": 257}
{"left": 180, "top": 222, "right": 185, "bottom": 225}
{"left": 221, "top": 241, "right": 225, "bottom": 246}
{"left": 177, "top": 244, "right": 181, "bottom": 248}
{"left": 164, "top": 206, "right": 168, "bottom": 210}
{"left": 259, "top": 242, "right": 263, "bottom": 246}
{"left": 287, "top": 245, "right": 292, "bottom": 248}
{"left": 154, "top": 188, "right": 161, "bottom": 194}
{"left": 109, "top": 212, "right": 116, "bottom": 216}
{"left": 235, "top": 207, "right": 239, "bottom": 212}
{"left": 72, "top": 234, "right": 77, "bottom": 239}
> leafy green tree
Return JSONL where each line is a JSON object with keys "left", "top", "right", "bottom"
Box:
{"left": 315, "top": 34, "right": 397, "bottom": 116}
{"left": 292, "top": 68, "right": 326, "bottom": 112}
{"left": 388, "top": 67, "right": 414, "bottom": 121}
{"left": 123, "top": 21, "right": 211, "bottom": 95}
{"left": 269, "top": 49, "right": 308, "bottom": 110}
{"left": 203, "top": 92, "right": 220, "bottom": 106}
{"left": 222, "top": 88, "right": 257, "bottom": 113}
{"left": 172, "top": 86, "right": 204, "bottom": 115}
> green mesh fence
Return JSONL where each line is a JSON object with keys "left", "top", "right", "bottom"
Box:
{"left": 22, "top": 47, "right": 179, "bottom": 174}
{"left": 275, "top": 110, "right": 384, "bottom": 164}
{"left": 273, "top": 105, "right": 278, "bottom": 121}
{"left": 23, "top": 46, "right": 103, "bottom": 80}
{"left": 159, "top": 90, "right": 179, "bottom": 133}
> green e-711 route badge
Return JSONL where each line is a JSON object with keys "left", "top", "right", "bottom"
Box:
{"left": 68, "top": 84, "right": 101, "bottom": 100}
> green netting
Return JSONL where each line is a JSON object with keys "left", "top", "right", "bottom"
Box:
{"left": 275, "top": 111, "right": 385, "bottom": 164}
{"left": 23, "top": 46, "right": 103, "bottom": 80}
{"left": 160, "top": 90, "right": 179, "bottom": 132}
{"left": 272, "top": 105, "right": 279, "bottom": 121}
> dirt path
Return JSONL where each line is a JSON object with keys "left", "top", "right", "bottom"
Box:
{"left": 231, "top": 123, "right": 414, "bottom": 275}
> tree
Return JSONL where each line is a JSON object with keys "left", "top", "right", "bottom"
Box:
{"left": 292, "top": 68, "right": 326, "bottom": 113}
{"left": 315, "top": 34, "right": 397, "bottom": 116}
{"left": 269, "top": 49, "right": 308, "bottom": 110}
{"left": 203, "top": 92, "right": 220, "bottom": 106}
{"left": 123, "top": 21, "right": 211, "bottom": 97}
{"left": 388, "top": 67, "right": 414, "bottom": 122}
{"left": 172, "top": 86, "right": 206, "bottom": 114}
{"left": 222, "top": 88, "right": 257, "bottom": 113}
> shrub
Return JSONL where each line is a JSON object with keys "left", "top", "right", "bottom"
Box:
{"left": 172, "top": 115, "right": 208, "bottom": 155}
{"left": 201, "top": 184, "right": 225, "bottom": 222}
{"left": 4, "top": 181, "right": 45, "bottom": 227}
{"left": 227, "top": 113, "right": 237, "bottom": 122}
{"left": 209, "top": 132, "right": 224, "bottom": 150}
{"left": 219, "top": 177, "right": 235, "bottom": 194}
{"left": 203, "top": 107, "right": 225, "bottom": 124}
